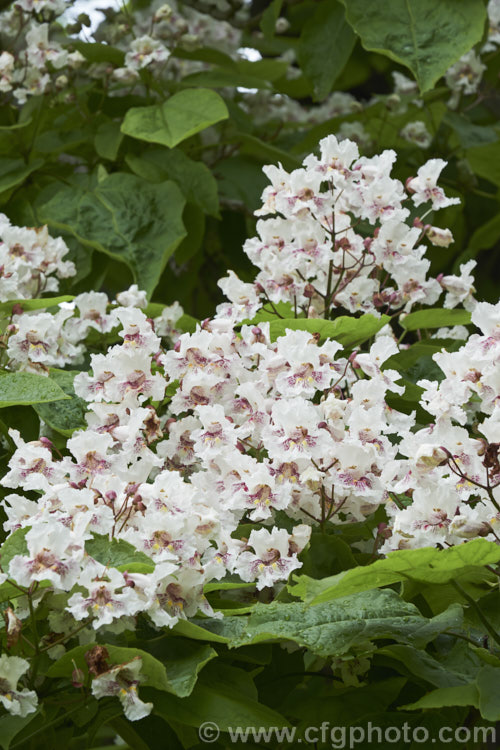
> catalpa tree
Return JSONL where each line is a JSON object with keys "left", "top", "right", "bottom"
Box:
{"left": 0, "top": 1, "right": 499, "bottom": 748}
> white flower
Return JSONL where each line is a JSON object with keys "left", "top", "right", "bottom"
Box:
{"left": 0, "top": 655, "right": 38, "bottom": 717}
{"left": 407, "top": 159, "right": 460, "bottom": 210}
{"left": 91, "top": 657, "right": 152, "bottom": 721}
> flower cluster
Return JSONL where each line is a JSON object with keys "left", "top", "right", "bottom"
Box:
{"left": 218, "top": 136, "right": 470, "bottom": 323}
{"left": 3, "top": 279, "right": 183, "bottom": 374}
{"left": 383, "top": 301, "right": 500, "bottom": 551}
{"left": 0, "top": 214, "right": 75, "bottom": 303}
{"left": 0, "top": 135, "right": 498, "bottom": 724}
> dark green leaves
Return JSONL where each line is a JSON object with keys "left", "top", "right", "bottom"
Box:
{"left": 121, "top": 89, "right": 228, "bottom": 149}
{"left": 0, "top": 157, "right": 43, "bottom": 199}
{"left": 34, "top": 369, "right": 87, "bottom": 437}
{"left": 38, "top": 174, "right": 186, "bottom": 297}
{"left": 298, "top": 0, "right": 356, "bottom": 101}
{"left": 0, "top": 372, "right": 68, "bottom": 408}
{"left": 268, "top": 314, "right": 390, "bottom": 346}
{"left": 341, "top": 0, "right": 486, "bottom": 92}
{"left": 126, "top": 148, "right": 219, "bottom": 217}
{"left": 192, "top": 589, "right": 462, "bottom": 657}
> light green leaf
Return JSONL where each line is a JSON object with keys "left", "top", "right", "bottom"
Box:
{"left": 0, "top": 372, "right": 69, "bottom": 408}
{"left": 85, "top": 534, "right": 153, "bottom": 569}
{"left": 172, "top": 619, "right": 230, "bottom": 644}
{"left": 191, "top": 590, "right": 462, "bottom": 656}
{"left": 401, "top": 308, "right": 472, "bottom": 331}
{"left": 298, "top": 0, "right": 356, "bottom": 101}
{"left": 0, "top": 296, "right": 74, "bottom": 316}
{"left": 340, "top": 0, "right": 486, "bottom": 93}
{"left": 0, "top": 527, "right": 29, "bottom": 571}
{"left": 268, "top": 314, "right": 390, "bottom": 346}
{"left": 121, "top": 89, "right": 228, "bottom": 149}
{"left": 401, "top": 683, "right": 479, "bottom": 711}
{"left": 34, "top": 369, "right": 87, "bottom": 437}
{"left": 290, "top": 540, "right": 500, "bottom": 605}
{"left": 37, "top": 174, "right": 186, "bottom": 297}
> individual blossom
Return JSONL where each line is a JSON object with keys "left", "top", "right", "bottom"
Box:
{"left": 124, "top": 35, "right": 170, "bottom": 71}
{"left": 399, "top": 121, "right": 432, "bottom": 149}
{"left": 406, "top": 160, "right": 460, "bottom": 210}
{"left": 0, "top": 655, "right": 38, "bottom": 717}
{"left": 89, "top": 654, "right": 153, "bottom": 721}
{"left": 236, "top": 526, "right": 310, "bottom": 590}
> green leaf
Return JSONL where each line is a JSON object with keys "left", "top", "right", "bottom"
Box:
{"left": 401, "top": 308, "right": 472, "bottom": 331}
{"left": 378, "top": 644, "right": 469, "bottom": 688}
{"left": 268, "top": 314, "right": 390, "bottom": 346}
{"left": 121, "top": 89, "right": 228, "bottom": 149}
{"left": 34, "top": 369, "right": 87, "bottom": 437}
{"left": 126, "top": 148, "right": 219, "bottom": 217}
{"left": 0, "top": 712, "right": 39, "bottom": 750}
{"left": 237, "top": 133, "right": 301, "bottom": 172}
{"left": 146, "top": 640, "right": 217, "bottom": 698}
{"left": 476, "top": 665, "right": 500, "bottom": 721}
{"left": 444, "top": 112, "right": 498, "bottom": 149}
{"left": 172, "top": 619, "right": 230, "bottom": 644}
{"left": 260, "top": 0, "right": 284, "bottom": 38}
{"left": 0, "top": 158, "right": 43, "bottom": 198}
{"left": 180, "top": 69, "right": 272, "bottom": 90}
{"left": 192, "top": 590, "right": 462, "bottom": 657}
{"left": 0, "top": 372, "right": 69, "bottom": 408}
{"left": 467, "top": 141, "right": 500, "bottom": 186}
{"left": 72, "top": 40, "right": 125, "bottom": 66}
{"left": 47, "top": 644, "right": 170, "bottom": 692}
{"left": 467, "top": 212, "right": 500, "bottom": 258}
{"left": 85, "top": 534, "right": 153, "bottom": 569}
{"left": 148, "top": 665, "right": 290, "bottom": 730}
{"left": 37, "top": 174, "right": 186, "bottom": 297}
{"left": 94, "top": 121, "right": 123, "bottom": 161}
{"left": 298, "top": 0, "right": 356, "bottom": 101}
{"left": 0, "top": 527, "right": 29, "bottom": 572}
{"left": 340, "top": 0, "right": 486, "bottom": 93}
{"left": 401, "top": 683, "right": 480, "bottom": 711}
{"left": 0, "top": 296, "right": 74, "bottom": 316}
{"left": 290, "top": 540, "right": 500, "bottom": 605}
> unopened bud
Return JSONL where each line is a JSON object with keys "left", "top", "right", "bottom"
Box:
{"left": 275, "top": 17, "right": 290, "bottom": 33}
{"left": 72, "top": 666, "right": 85, "bottom": 688}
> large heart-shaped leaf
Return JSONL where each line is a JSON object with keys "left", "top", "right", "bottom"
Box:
{"left": 121, "top": 89, "right": 228, "bottom": 148}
